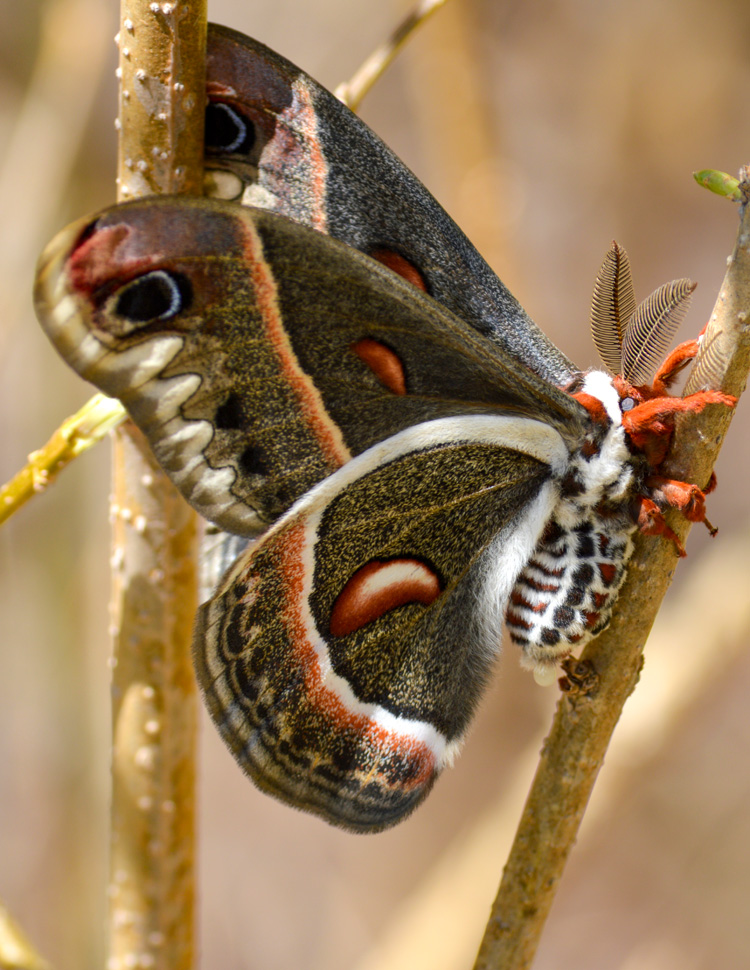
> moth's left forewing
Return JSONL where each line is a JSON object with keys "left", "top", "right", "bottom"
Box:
{"left": 35, "top": 197, "right": 590, "bottom": 541}
{"left": 249, "top": 202, "right": 590, "bottom": 450}
{"left": 34, "top": 201, "right": 354, "bottom": 535}
{"left": 194, "top": 415, "right": 570, "bottom": 832}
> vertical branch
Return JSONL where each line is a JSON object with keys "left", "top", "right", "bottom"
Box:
{"left": 108, "top": 3, "right": 206, "bottom": 970}
{"left": 116, "top": 0, "right": 206, "bottom": 198}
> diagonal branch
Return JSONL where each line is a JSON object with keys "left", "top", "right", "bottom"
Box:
{"left": 473, "top": 170, "right": 750, "bottom": 970}
{"left": 0, "top": 898, "right": 51, "bottom": 970}
{"left": 334, "top": 0, "right": 449, "bottom": 109}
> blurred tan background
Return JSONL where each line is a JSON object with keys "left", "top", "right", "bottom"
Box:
{"left": 1, "top": 0, "right": 749, "bottom": 968}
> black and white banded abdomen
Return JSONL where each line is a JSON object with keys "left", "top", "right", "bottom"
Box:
{"left": 506, "top": 512, "right": 635, "bottom": 673}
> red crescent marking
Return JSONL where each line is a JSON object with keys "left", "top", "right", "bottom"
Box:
{"left": 275, "top": 525, "right": 436, "bottom": 786}
{"left": 371, "top": 249, "right": 427, "bottom": 291}
{"left": 329, "top": 559, "right": 441, "bottom": 637}
{"left": 206, "top": 81, "right": 237, "bottom": 98}
{"left": 241, "top": 221, "right": 350, "bottom": 469}
{"left": 351, "top": 339, "right": 406, "bottom": 395}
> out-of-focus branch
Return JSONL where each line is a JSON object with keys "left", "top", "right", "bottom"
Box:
{"left": 0, "top": 0, "right": 110, "bottom": 358}
{"left": 0, "top": 899, "right": 51, "bottom": 970}
{"left": 334, "top": 0, "right": 449, "bottom": 110}
{"left": 0, "top": 395, "right": 124, "bottom": 527}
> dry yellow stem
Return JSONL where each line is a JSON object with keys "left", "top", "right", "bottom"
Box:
{"left": 0, "top": 395, "right": 125, "bottom": 527}
{"left": 0, "top": 899, "right": 51, "bottom": 970}
{"left": 334, "top": 0, "right": 450, "bottom": 110}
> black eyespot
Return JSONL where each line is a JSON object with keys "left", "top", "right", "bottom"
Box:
{"left": 215, "top": 392, "right": 244, "bottom": 431}
{"left": 114, "top": 270, "right": 191, "bottom": 323}
{"left": 205, "top": 102, "right": 255, "bottom": 155}
{"left": 239, "top": 444, "right": 268, "bottom": 478}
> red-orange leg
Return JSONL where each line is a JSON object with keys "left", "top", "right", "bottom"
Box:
{"left": 635, "top": 496, "right": 687, "bottom": 557}
{"left": 652, "top": 337, "right": 701, "bottom": 393}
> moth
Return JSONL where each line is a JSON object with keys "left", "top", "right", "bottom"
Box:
{"left": 34, "top": 25, "right": 733, "bottom": 832}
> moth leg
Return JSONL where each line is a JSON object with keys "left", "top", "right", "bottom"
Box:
{"left": 646, "top": 475, "right": 718, "bottom": 536}
{"left": 623, "top": 389, "right": 736, "bottom": 436}
{"left": 622, "top": 390, "right": 736, "bottom": 464}
{"left": 651, "top": 337, "right": 701, "bottom": 393}
{"left": 650, "top": 319, "right": 718, "bottom": 393}
{"left": 634, "top": 495, "right": 687, "bottom": 557}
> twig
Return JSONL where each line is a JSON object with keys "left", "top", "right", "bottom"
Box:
{"left": 107, "top": 3, "right": 206, "bottom": 969}
{"left": 0, "top": 395, "right": 124, "bottom": 526}
{"left": 0, "top": 0, "right": 110, "bottom": 360}
{"left": 473, "top": 170, "right": 750, "bottom": 968}
{"left": 0, "top": 899, "right": 51, "bottom": 970}
{"left": 334, "top": 0, "right": 449, "bottom": 110}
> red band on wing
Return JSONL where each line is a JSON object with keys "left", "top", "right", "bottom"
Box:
{"left": 277, "top": 526, "right": 437, "bottom": 786}
{"left": 240, "top": 221, "right": 350, "bottom": 469}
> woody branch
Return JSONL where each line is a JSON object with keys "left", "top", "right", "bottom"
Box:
{"left": 473, "top": 168, "right": 750, "bottom": 970}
